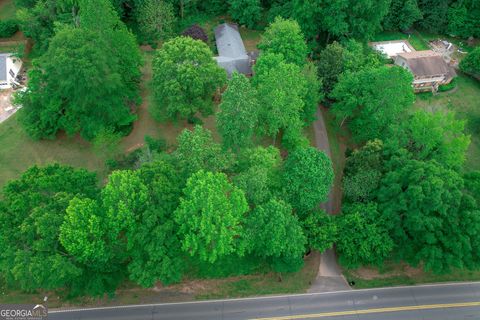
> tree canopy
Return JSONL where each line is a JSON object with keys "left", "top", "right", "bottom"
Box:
{"left": 283, "top": 146, "right": 334, "bottom": 213}
{"left": 174, "top": 170, "right": 248, "bottom": 263}
{"left": 152, "top": 36, "right": 226, "bottom": 121}
{"left": 217, "top": 73, "right": 259, "bottom": 150}
{"left": 331, "top": 66, "right": 415, "bottom": 143}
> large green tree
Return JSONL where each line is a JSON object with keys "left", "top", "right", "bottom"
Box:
{"left": 217, "top": 73, "right": 259, "bottom": 150}
{"left": 245, "top": 199, "right": 306, "bottom": 272}
{"left": 460, "top": 47, "right": 480, "bottom": 78}
{"left": 228, "top": 0, "right": 263, "bottom": 29}
{"left": 135, "top": 0, "right": 176, "bottom": 43}
{"left": 387, "top": 110, "right": 470, "bottom": 169}
{"left": 331, "top": 66, "right": 415, "bottom": 143}
{"left": 292, "top": 0, "right": 390, "bottom": 42}
{"left": 152, "top": 36, "right": 226, "bottom": 121}
{"left": 0, "top": 165, "right": 123, "bottom": 296}
{"left": 18, "top": 27, "right": 138, "bottom": 140}
{"left": 337, "top": 202, "right": 393, "bottom": 268}
{"left": 302, "top": 210, "right": 337, "bottom": 253}
{"left": 383, "top": 0, "right": 422, "bottom": 31}
{"left": 233, "top": 146, "right": 282, "bottom": 205}
{"left": 343, "top": 139, "right": 384, "bottom": 203}
{"left": 174, "top": 125, "right": 233, "bottom": 178}
{"left": 378, "top": 157, "right": 475, "bottom": 273}
{"left": 283, "top": 146, "right": 334, "bottom": 213}
{"left": 253, "top": 53, "right": 306, "bottom": 143}
{"left": 258, "top": 17, "right": 308, "bottom": 66}
{"left": 174, "top": 171, "right": 249, "bottom": 263}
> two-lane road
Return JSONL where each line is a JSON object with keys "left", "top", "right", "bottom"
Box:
{"left": 50, "top": 282, "right": 480, "bottom": 319}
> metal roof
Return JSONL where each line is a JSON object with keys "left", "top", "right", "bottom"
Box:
{"left": 214, "top": 23, "right": 251, "bottom": 76}
{"left": 0, "top": 54, "right": 7, "bottom": 82}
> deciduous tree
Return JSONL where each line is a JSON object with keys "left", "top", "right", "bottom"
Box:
{"left": 331, "top": 66, "right": 414, "bottom": 143}
{"left": 174, "top": 171, "right": 248, "bottom": 263}
{"left": 152, "top": 36, "right": 226, "bottom": 121}
{"left": 258, "top": 17, "right": 308, "bottom": 66}
{"left": 283, "top": 146, "right": 334, "bottom": 213}
{"left": 228, "top": 0, "right": 263, "bottom": 29}
{"left": 337, "top": 202, "right": 393, "bottom": 268}
{"left": 245, "top": 199, "right": 306, "bottom": 272}
{"left": 217, "top": 73, "right": 259, "bottom": 150}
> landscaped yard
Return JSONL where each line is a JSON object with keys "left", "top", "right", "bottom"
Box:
{"left": 414, "top": 74, "right": 480, "bottom": 171}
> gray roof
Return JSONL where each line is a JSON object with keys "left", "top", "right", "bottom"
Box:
{"left": 397, "top": 50, "right": 451, "bottom": 78}
{"left": 214, "top": 23, "right": 251, "bottom": 76}
{"left": 0, "top": 54, "right": 7, "bottom": 82}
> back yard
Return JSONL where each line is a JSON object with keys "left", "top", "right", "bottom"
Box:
{"left": 415, "top": 74, "right": 480, "bottom": 171}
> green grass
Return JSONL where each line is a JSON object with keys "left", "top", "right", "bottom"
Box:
{"left": 414, "top": 73, "right": 480, "bottom": 171}
{"left": 344, "top": 268, "right": 480, "bottom": 289}
{"left": 0, "top": 0, "right": 15, "bottom": 20}
{"left": 195, "top": 252, "right": 319, "bottom": 300}
{"left": 372, "top": 30, "right": 430, "bottom": 51}
{"left": 0, "top": 115, "right": 110, "bottom": 189}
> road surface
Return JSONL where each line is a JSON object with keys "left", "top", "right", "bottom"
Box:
{"left": 310, "top": 107, "right": 350, "bottom": 293}
{"left": 49, "top": 282, "right": 480, "bottom": 320}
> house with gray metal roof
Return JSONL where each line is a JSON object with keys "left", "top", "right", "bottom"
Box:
{"left": 214, "top": 23, "right": 252, "bottom": 76}
{"left": 0, "top": 53, "right": 22, "bottom": 90}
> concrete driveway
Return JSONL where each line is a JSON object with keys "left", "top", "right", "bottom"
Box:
{"left": 0, "top": 89, "right": 21, "bottom": 123}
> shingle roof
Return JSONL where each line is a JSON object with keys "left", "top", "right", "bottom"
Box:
{"left": 397, "top": 50, "right": 451, "bottom": 77}
{"left": 0, "top": 54, "right": 7, "bottom": 82}
{"left": 214, "top": 23, "right": 251, "bottom": 76}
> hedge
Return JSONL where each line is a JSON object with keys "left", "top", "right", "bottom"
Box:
{"left": 438, "top": 77, "right": 457, "bottom": 92}
{"left": 0, "top": 20, "right": 18, "bottom": 38}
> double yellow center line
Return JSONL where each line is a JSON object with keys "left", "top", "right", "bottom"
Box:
{"left": 252, "top": 301, "right": 480, "bottom": 319}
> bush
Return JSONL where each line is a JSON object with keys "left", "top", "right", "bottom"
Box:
{"left": 181, "top": 24, "right": 208, "bottom": 43}
{"left": 144, "top": 135, "right": 167, "bottom": 152}
{"left": 460, "top": 47, "right": 480, "bottom": 78}
{"left": 438, "top": 77, "right": 457, "bottom": 92}
{"left": 0, "top": 20, "right": 18, "bottom": 38}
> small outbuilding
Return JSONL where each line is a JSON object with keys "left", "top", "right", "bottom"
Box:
{"left": 394, "top": 50, "right": 454, "bottom": 92}
{"left": 0, "top": 53, "right": 22, "bottom": 90}
{"left": 214, "top": 23, "right": 253, "bottom": 77}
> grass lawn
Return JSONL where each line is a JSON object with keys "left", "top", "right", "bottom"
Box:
{"left": 0, "top": 49, "right": 222, "bottom": 189}
{"left": 372, "top": 30, "right": 430, "bottom": 51}
{"left": 0, "top": 0, "right": 15, "bottom": 20}
{"left": 344, "top": 263, "right": 480, "bottom": 289}
{"left": 0, "top": 115, "right": 109, "bottom": 188}
{"left": 414, "top": 74, "right": 480, "bottom": 171}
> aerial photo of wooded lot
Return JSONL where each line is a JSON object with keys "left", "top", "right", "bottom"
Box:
{"left": 0, "top": 0, "right": 480, "bottom": 310}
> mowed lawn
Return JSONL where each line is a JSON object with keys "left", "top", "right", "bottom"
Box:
{"left": 414, "top": 74, "right": 480, "bottom": 171}
{"left": 0, "top": 0, "right": 15, "bottom": 20}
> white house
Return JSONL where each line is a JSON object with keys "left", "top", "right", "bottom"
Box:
{"left": 0, "top": 53, "right": 22, "bottom": 90}
{"left": 214, "top": 23, "right": 253, "bottom": 77}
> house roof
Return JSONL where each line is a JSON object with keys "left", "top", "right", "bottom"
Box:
{"left": 397, "top": 50, "right": 451, "bottom": 77}
{"left": 214, "top": 23, "right": 247, "bottom": 58}
{"left": 214, "top": 23, "right": 251, "bottom": 76}
{"left": 0, "top": 54, "right": 7, "bottom": 82}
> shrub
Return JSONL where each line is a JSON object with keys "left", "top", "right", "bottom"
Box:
{"left": 0, "top": 20, "right": 18, "bottom": 38}
{"left": 181, "top": 24, "right": 208, "bottom": 43}
{"left": 438, "top": 77, "right": 457, "bottom": 92}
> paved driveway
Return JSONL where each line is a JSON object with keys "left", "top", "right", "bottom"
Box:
{"left": 0, "top": 89, "right": 21, "bottom": 123}
{"left": 308, "top": 107, "right": 350, "bottom": 293}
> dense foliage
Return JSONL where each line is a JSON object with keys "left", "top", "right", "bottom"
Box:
{"left": 18, "top": 0, "right": 142, "bottom": 140}
{"left": 460, "top": 47, "right": 480, "bottom": 78}
{"left": 151, "top": 36, "right": 226, "bottom": 121}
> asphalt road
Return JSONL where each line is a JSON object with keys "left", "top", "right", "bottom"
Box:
{"left": 49, "top": 282, "right": 480, "bottom": 320}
